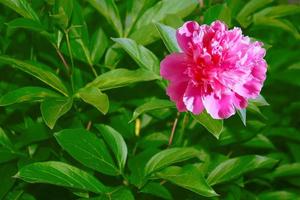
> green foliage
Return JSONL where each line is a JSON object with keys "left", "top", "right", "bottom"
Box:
{"left": 0, "top": 0, "right": 300, "bottom": 199}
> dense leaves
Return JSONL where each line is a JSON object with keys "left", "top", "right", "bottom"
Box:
{"left": 0, "top": 0, "right": 300, "bottom": 199}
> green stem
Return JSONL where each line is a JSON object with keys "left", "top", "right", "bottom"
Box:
{"left": 175, "top": 112, "right": 189, "bottom": 146}
{"left": 64, "top": 29, "right": 75, "bottom": 93}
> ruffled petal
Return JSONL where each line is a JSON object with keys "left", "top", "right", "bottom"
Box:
{"left": 166, "top": 81, "right": 188, "bottom": 112}
{"left": 233, "top": 93, "right": 248, "bottom": 109}
{"left": 176, "top": 21, "right": 200, "bottom": 54}
{"left": 211, "top": 20, "right": 228, "bottom": 32}
{"left": 251, "top": 60, "right": 267, "bottom": 82}
{"left": 233, "top": 78, "right": 262, "bottom": 99}
{"left": 203, "top": 93, "right": 235, "bottom": 119}
{"left": 183, "top": 82, "right": 204, "bottom": 114}
{"left": 160, "top": 53, "right": 189, "bottom": 82}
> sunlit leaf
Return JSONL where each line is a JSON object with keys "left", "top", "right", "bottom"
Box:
{"left": 95, "top": 124, "right": 128, "bottom": 171}
{"left": 40, "top": 97, "right": 73, "bottom": 129}
{"left": 87, "top": 0, "right": 123, "bottom": 36}
{"left": 85, "top": 68, "right": 160, "bottom": 91}
{"left": 16, "top": 161, "right": 108, "bottom": 193}
{"left": 144, "top": 147, "right": 200, "bottom": 176}
{"left": 237, "top": 0, "right": 273, "bottom": 27}
{"left": 0, "top": 56, "right": 69, "bottom": 96}
{"left": 155, "top": 23, "right": 181, "bottom": 53}
{"left": 0, "top": 0, "right": 40, "bottom": 21}
{"left": 112, "top": 38, "right": 160, "bottom": 75}
{"left": 207, "top": 155, "right": 278, "bottom": 185}
{"left": 130, "top": 99, "right": 175, "bottom": 122}
{"left": 0, "top": 87, "right": 61, "bottom": 106}
{"left": 156, "top": 165, "right": 218, "bottom": 197}
{"left": 78, "top": 87, "right": 109, "bottom": 114}
{"left": 192, "top": 112, "right": 223, "bottom": 139}
{"left": 55, "top": 128, "right": 119, "bottom": 176}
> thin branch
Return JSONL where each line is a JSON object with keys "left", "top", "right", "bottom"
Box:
{"left": 168, "top": 112, "right": 180, "bottom": 147}
{"left": 64, "top": 29, "right": 74, "bottom": 72}
{"left": 86, "top": 121, "right": 92, "bottom": 131}
{"left": 55, "top": 46, "right": 70, "bottom": 75}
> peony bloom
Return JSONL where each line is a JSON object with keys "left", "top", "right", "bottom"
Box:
{"left": 160, "top": 20, "right": 267, "bottom": 119}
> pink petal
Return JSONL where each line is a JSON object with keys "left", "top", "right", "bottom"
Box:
{"left": 211, "top": 20, "right": 228, "bottom": 32}
{"left": 203, "top": 93, "right": 235, "bottom": 119}
{"left": 176, "top": 21, "right": 200, "bottom": 54}
{"left": 233, "top": 78, "right": 262, "bottom": 99}
{"left": 251, "top": 61, "right": 267, "bottom": 82}
{"left": 183, "top": 82, "right": 204, "bottom": 114}
{"left": 166, "top": 81, "right": 188, "bottom": 112}
{"left": 160, "top": 53, "right": 189, "bottom": 82}
{"left": 233, "top": 93, "right": 248, "bottom": 109}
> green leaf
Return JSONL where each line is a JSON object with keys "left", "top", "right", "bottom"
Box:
{"left": 128, "top": 149, "right": 158, "bottom": 188}
{"left": 7, "top": 18, "right": 48, "bottom": 34}
{"left": 95, "top": 124, "right": 128, "bottom": 172}
{"left": 254, "top": 5, "right": 300, "bottom": 19}
{"left": 203, "top": 3, "right": 231, "bottom": 26}
{"left": 144, "top": 147, "right": 200, "bottom": 176}
{"left": 226, "top": 0, "right": 244, "bottom": 17}
{"left": 288, "top": 62, "right": 300, "bottom": 70}
{"left": 12, "top": 117, "right": 51, "bottom": 149}
{"left": 0, "top": 0, "right": 40, "bottom": 21}
{"left": 237, "top": 109, "right": 246, "bottom": 126}
{"left": 85, "top": 68, "right": 159, "bottom": 91}
{"left": 0, "top": 128, "right": 14, "bottom": 150}
{"left": 40, "top": 97, "right": 73, "bottom": 129}
{"left": 155, "top": 23, "right": 181, "bottom": 53}
{"left": 0, "top": 163, "right": 17, "bottom": 199}
{"left": 15, "top": 161, "right": 108, "bottom": 193}
{"left": 138, "top": 132, "right": 169, "bottom": 149}
{"left": 207, "top": 155, "right": 278, "bottom": 185}
{"left": 156, "top": 165, "right": 218, "bottom": 197}
{"left": 272, "top": 163, "right": 300, "bottom": 178}
{"left": 78, "top": 87, "right": 109, "bottom": 114}
{"left": 258, "top": 191, "right": 300, "bottom": 200}
{"left": 134, "top": 0, "right": 198, "bottom": 31}
{"left": 0, "top": 128, "right": 18, "bottom": 163}
{"left": 192, "top": 112, "right": 224, "bottom": 139}
{"left": 237, "top": 0, "right": 273, "bottom": 27}
{"left": 112, "top": 38, "right": 160, "bottom": 75}
{"left": 60, "top": 1, "right": 93, "bottom": 66}
{"left": 3, "top": 190, "right": 36, "bottom": 200}
{"left": 242, "top": 134, "right": 275, "bottom": 150}
{"left": 130, "top": 99, "right": 175, "bottom": 122}
{"left": 124, "top": 0, "right": 157, "bottom": 36}
{"left": 253, "top": 17, "right": 300, "bottom": 39}
{"left": 140, "top": 182, "right": 173, "bottom": 200}
{"left": 249, "top": 95, "right": 269, "bottom": 106}
{"left": 90, "top": 28, "right": 108, "bottom": 64}
{"left": 52, "top": 0, "right": 73, "bottom": 29}
{"left": 104, "top": 44, "right": 124, "bottom": 68}
{"left": 87, "top": 0, "right": 123, "bottom": 36}
{"left": 130, "top": 0, "right": 198, "bottom": 45}
{"left": 0, "top": 87, "right": 61, "bottom": 106}
{"left": 0, "top": 56, "right": 69, "bottom": 96}
{"left": 55, "top": 128, "right": 119, "bottom": 176}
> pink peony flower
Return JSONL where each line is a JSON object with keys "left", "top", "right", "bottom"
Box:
{"left": 160, "top": 20, "right": 267, "bottom": 119}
